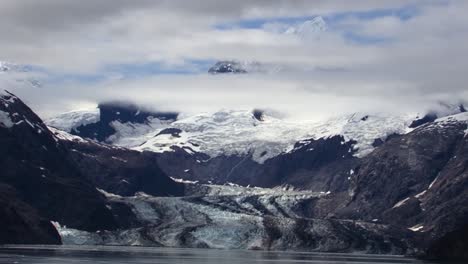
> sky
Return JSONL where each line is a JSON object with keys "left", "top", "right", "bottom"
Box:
{"left": 0, "top": 0, "right": 467, "bottom": 120}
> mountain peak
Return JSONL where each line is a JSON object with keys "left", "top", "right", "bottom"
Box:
{"left": 284, "top": 16, "right": 327, "bottom": 36}
{"left": 208, "top": 60, "right": 248, "bottom": 74}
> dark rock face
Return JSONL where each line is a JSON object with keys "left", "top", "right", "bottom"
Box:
{"left": 341, "top": 121, "right": 466, "bottom": 222}
{"left": 409, "top": 113, "right": 438, "bottom": 128}
{"left": 0, "top": 91, "right": 183, "bottom": 243}
{"left": 424, "top": 224, "right": 468, "bottom": 260}
{"left": 208, "top": 61, "right": 247, "bottom": 74}
{"left": 73, "top": 102, "right": 178, "bottom": 141}
{"left": 415, "top": 128, "right": 468, "bottom": 260}
{"left": 0, "top": 91, "right": 117, "bottom": 232}
{"left": 252, "top": 109, "right": 265, "bottom": 121}
{"left": 0, "top": 184, "right": 61, "bottom": 245}
{"left": 459, "top": 104, "right": 466, "bottom": 113}
{"left": 57, "top": 136, "right": 185, "bottom": 197}
{"left": 157, "top": 136, "right": 357, "bottom": 192}
{"left": 155, "top": 128, "right": 182, "bottom": 138}
{"left": 334, "top": 120, "right": 468, "bottom": 259}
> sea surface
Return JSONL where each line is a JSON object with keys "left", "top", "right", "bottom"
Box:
{"left": 0, "top": 245, "right": 449, "bottom": 264}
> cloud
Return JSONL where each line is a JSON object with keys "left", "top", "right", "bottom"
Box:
{"left": 0, "top": 0, "right": 467, "bottom": 120}
{"left": 0, "top": 0, "right": 426, "bottom": 68}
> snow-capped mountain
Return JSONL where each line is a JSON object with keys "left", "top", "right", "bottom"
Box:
{"left": 208, "top": 61, "right": 248, "bottom": 74}
{"left": 208, "top": 17, "right": 327, "bottom": 74}
{"left": 208, "top": 60, "right": 283, "bottom": 74}
{"left": 45, "top": 100, "right": 467, "bottom": 192}
{"left": 47, "top": 106, "right": 461, "bottom": 164}
{"left": 3, "top": 91, "right": 468, "bottom": 259}
{"left": 284, "top": 16, "right": 327, "bottom": 38}
{"left": 133, "top": 111, "right": 417, "bottom": 163}
{"left": 0, "top": 90, "right": 184, "bottom": 244}
{"left": 48, "top": 102, "right": 177, "bottom": 142}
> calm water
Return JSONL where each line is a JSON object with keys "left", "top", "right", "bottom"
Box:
{"left": 0, "top": 245, "right": 445, "bottom": 264}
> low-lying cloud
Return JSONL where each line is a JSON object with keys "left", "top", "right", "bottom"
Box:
{"left": 0, "top": 0, "right": 466, "bottom": 120}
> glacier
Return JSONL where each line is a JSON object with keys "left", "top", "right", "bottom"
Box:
{"left": 52, "top": 183, "right": 415, "bottom": 254}
{"left": 47, "top": 108, "right": 419, "bottom": 163}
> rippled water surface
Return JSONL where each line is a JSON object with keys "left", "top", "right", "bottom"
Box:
{"left": 0, "top": 245, "right": 445, "bottom": 264}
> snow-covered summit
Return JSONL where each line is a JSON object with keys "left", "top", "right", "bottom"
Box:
{"left": 208, "top": 60, "right": 281, "bottom": 74}
{"left": 47, "top": 106, "right": 422, "bottom": 163}
{"left": 209, "top": 17, "right": 327, "bottom": 75}
{"left": 47, "top": 108, "right": 100, "bottom": 132}
{"left": 135, "top": 110, "right": 417, "bottom": 162}
{"left": 208, "top": 61, "right": 248, "bottom": 74}
{"left": 284, "top": 16, "right": 327, "bottom": 37}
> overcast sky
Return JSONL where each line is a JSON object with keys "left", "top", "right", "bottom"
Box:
{"left": 0, "top": 0, "right": 467, "bottom": 120}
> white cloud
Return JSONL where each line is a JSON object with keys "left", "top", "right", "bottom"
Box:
{"left": 0, "top": 0, "right": 466, "bottom": 120}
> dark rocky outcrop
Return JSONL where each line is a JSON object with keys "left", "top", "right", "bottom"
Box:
{"left": 57, "top": 136, "right": 185, "bottom": 197}
{"left": 334, "top": 120, "right": 468, "bottom": 259}
{"left": 208, "top": 61, "right": 247, "bottom": 74}
{"left": 0, "top": 91, "right": 117, "bottom": 232}
{"left": 0, "top": 184, "right": 61, "bottom": 245}
{"left": 409, "top": 113, "right": 438, "bottom": 128}
{"left": 157, "top": 136, "right": 358, "bottom": 192}
{"left": 0, "top": 91, "right": 183, "bottom": 243}
{"left": 155, "top": 128, "right": 182, "bottom": 138}
{"left": 424, "top": 224, "right": 468, "bottom": 260}
{"left": 73, "top": 102, "right": 178, "bottom": 141}
{"left": 252, "top": 109, "right": 265, "bottom": 121}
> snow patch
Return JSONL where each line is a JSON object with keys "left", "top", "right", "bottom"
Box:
{"left": 107, "top": 117, "right": 173, "bottom": 148}
{"left": 415, "top": 190, "right": 427, "bottom": 199}
{"left": 170, "top": 177, "right": 199, "bottom": 184}
{"left": 435, "top": 112, "right": 468, "bottom": 123}
{"left": 428, "top": 174, "right": 441, "bottom": 189}
{"left": 111, "top": 156, "right": 127, "bottom": 163}
{"left": 408, "top": 224, "right": 424, "bottom": 232}
{"left": 46, "top": 108, "right": 100, "bottom": 132}
{"left": 392, "top": 197, "right": 410, "bottom": 209}
{"left": 49, "top": 126, "right": 87, "bottom": 143}
{"left": 0, "top": 110, "right": 14, "bottom": 128}
{"left": 96, "top": 188, "right": 123, "bottom": 199}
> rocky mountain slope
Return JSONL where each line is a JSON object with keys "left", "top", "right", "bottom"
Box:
{"left": 46, "top": 102, "right": 465, "bottom": 191}
{"left": 51, "top": 112, "right": 468, "bottom": 259}
{"left": 0, "top": 183, "right": 60, "bottom": 245}
{"left": 0, "top": 91, "right": 183, "bottom": 243}
{"left": 2, "top": 91, "right": 468, "bottom": 260}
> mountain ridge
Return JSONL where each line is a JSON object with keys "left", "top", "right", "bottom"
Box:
{"left": 1, "top": 91, "right": 468, "bottom": 260}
